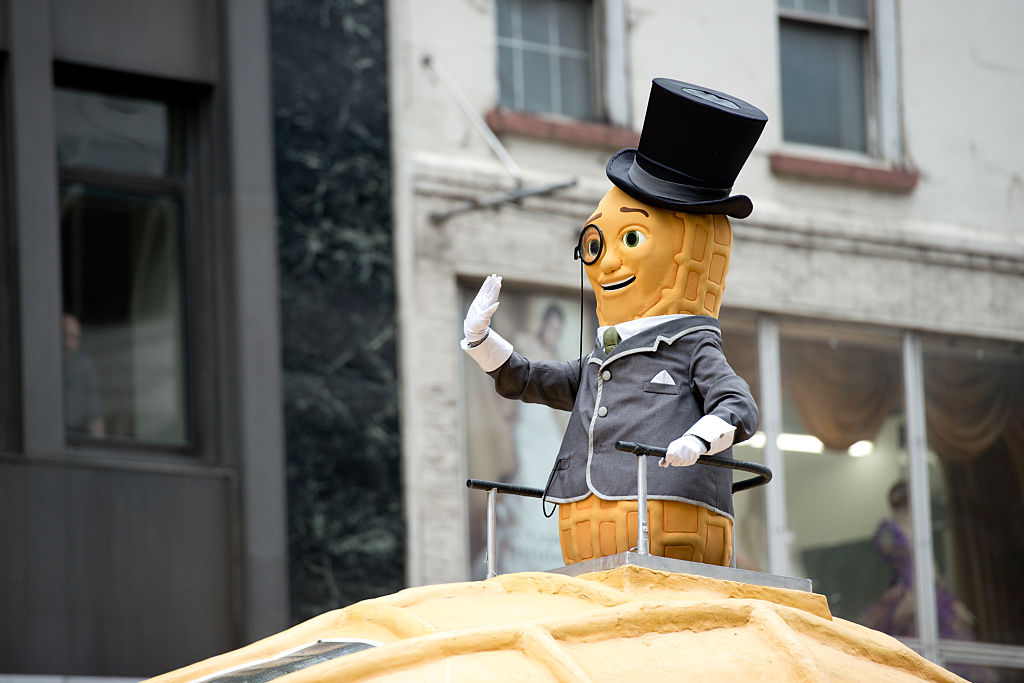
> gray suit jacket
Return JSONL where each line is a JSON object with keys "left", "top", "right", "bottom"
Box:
{"left": 487, "top": 316, "right": 758, "bottom": 518}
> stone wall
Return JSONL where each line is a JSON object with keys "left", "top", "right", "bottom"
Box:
{"left": 271, "top": 0, "right": 403, "bottom": 621}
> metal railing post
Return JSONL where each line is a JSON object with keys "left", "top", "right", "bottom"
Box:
{"left": 637, "top": 454, "right": 650, "bottom": 555}
{"left": 486, "top": 487, "right": 498, "bottom": 579}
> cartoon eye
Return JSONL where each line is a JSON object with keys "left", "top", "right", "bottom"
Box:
{"left": 587, "top": 237, "right": 602, "bottom": 257}
{"left": 622, "top": 230, "right": 646, "bottom": 248}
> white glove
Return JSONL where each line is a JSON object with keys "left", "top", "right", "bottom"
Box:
{"left": 464, "top": 274, "right": 502, "bottom": 343}
{"left": 659, "top": 434, "right": 707, "bottom": 468}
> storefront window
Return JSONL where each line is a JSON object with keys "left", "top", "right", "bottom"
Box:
{"left": 461, "top": 282, "right": 597, "bottom": 579}
{"left": 923, "top": 335, "right": 1024, "bottom": 650}
{"left": 779, "top": 322, "right": 911, "bottom": 627}
{"left": 57, "top": 88, "right": 190, "bottom": 445}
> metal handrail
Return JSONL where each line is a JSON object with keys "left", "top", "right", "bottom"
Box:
{"left": 465, "top": 479, "right": 545, "bottom": 579}
{"left": 614, "top": 441, "right": 773, "bottom": 493}
{"left": 466, "top": 442, "right": 772, "bottom": 572}
{"left": 466, "top": 479, "right": 544, "bottom": 498}
{"left": 614, "top": 440, "right": 772, "bottom": 557}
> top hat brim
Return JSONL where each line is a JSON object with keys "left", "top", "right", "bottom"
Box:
{"left": 606, "top": 149, "right": 754, "bottom": 219}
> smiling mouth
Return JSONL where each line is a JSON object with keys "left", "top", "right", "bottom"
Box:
{"left": 600, "top": 276, "right": 636, "bottom": 291}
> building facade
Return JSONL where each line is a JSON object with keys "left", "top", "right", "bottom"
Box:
{"left": 2, "top": 0, "right": 406, "bottom": 678}
{"left": 0, "top": 0, "right": 288, "bottom": 677}
{"left": 389, "top": 0, "right": 1024, "bottom": 678}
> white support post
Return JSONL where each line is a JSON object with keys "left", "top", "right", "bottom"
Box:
{"left": 903, "top": 332, "right": 941, "bottom": 664}
{"left": 874, "top": 0, "right": 904, "bottom": 163}
{"left": 486, "top": 487, "right": 498, "bottom": 579}
{"left": 758, "top": 316, "right": 790, "bottom": 577}
{"left": 602, "top": 0, "right": 630, "bottom": 128}
{"left": 636, "top": 454, "right": 650, "bottom": 555}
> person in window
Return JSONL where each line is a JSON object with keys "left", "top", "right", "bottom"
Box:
{"left": 860, "top": 481, "right": 977, "bottom": 640}
{"left": 62, "top": 312, "right": 106, "bottom": 437}
{"left": 859, "top": 480, "right": 994, "bottom": 681}
{"left": 461, "top": 79, "right": 765, "bottom": 567}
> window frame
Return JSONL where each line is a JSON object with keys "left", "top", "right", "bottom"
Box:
{"left": 777, "top": 1, "right": 879, "bottom": 157}
{"left": 0, "top": 52, "right": 22, "bottom": 454}
{"left": 53, "top": 63, "right": 217, "bottom": 463}
{"left": 495, "top": 0, "right": 629, "bottom": 128}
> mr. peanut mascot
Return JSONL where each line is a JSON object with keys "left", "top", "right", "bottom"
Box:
{"left": 462, "top": 79, "right": 767, "bottom": 568}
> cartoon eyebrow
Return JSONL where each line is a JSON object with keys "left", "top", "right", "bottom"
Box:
{"left": 620, "top": 207, "right": 650, "bottom": 217}
{"left": 585, "top": 212, "right": 603, "bottom": 224}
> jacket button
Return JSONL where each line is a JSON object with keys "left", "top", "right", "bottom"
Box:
{"left": 598, "top": 406, "right": 608, "bottom": 417}
{"left": 602, "top": 370, "right": 611, "bottom": 381}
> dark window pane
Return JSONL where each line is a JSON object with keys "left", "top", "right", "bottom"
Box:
{"left": 923, "top": 336, "right": 1024, "bottom": 648}
{"left": 779, "top": 19, "right": 867, "bottom": 152}
{"left": 802, "top": 0, "right": 831, "bottom": 14}
{"left": 557, "top": 0, "right": 590, "bottom": 51}
{"left": 497, "top": 0, "right": 515, "bottom": 38}
{"left": 55, "top": 89, "right": 180, "bottom": 177}
{"left": 941, "top": 663, "right": 1022, "bottom": 683}
{"left": 836, "top": 0, "right": 869, "bottom": 21}
{"left": 61, "top": 186, "right": 189, "bottom": 445}
{"left": 559, "top": 55, "right": 592, "bottom": 120}
{"left": 499, "top": 45, "right": 518, "bottom": 110}
{"left": 520, "top": 0, "right": 551, "bottom": 45}
{"left": 522, "top": 48, "right": 553, "bottom": 114}
{"left": 496, "top": 0, "right": 595, "bottom": 120}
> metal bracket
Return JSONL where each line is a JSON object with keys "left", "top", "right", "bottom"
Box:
{"left": 429, "top": 177, "right": 577, "bottom": 224}
{"left": 422, "top": 54, "right": 577, "bottom": 224}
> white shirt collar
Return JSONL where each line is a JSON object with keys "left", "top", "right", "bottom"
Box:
{"left": 597, "top": 314, "right": 691, "bottom": 344}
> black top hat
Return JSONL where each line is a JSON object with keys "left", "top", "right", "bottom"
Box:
{"left": 606, "top": 78, "right": 768, "bottom": 219}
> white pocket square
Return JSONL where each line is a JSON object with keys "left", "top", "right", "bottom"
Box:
{"left": 650, "top": 370, "right": 675, "bottom": 385}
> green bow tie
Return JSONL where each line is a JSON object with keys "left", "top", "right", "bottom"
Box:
{"left": 602, "top": 326, "right": 620, "bottom": 354}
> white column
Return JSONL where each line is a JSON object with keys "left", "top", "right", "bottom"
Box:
{"left": 603, "top": 0, "right": 630, "bottom": 128}
{"left": 874, "top": 0, "right": 904, "bottom": 162}
{"left": 388, "top": 0, "right": 425, "bottom": 587}
{"left": 758, "top": 315, "right": 790, "bottom": 577}
{"left": 903, "top": 332, "right": 941, "bottom": 663}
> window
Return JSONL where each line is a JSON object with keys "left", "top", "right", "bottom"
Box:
{"left": 777, "top": 0, "right": 872, "bottom": 153}
{"left": 496, "top": 0, "right": 629, "bottom": 126}
{"left": 497, "top": 0, "right": 596, "bottom": 120}
{"left": 759, "top": 317, "right": 1024, "bottom": 676}
{"left": 56, "top": 87, "right": 191, "bottom": 446}
{"left": 922, "top": 336, "right": 1024, "bottom": 655}
{"left": 0, "top": 57, "right": 15, "bottom": 453}
{"left": 777, "top": 322, "right": 913, "bottom": 628}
